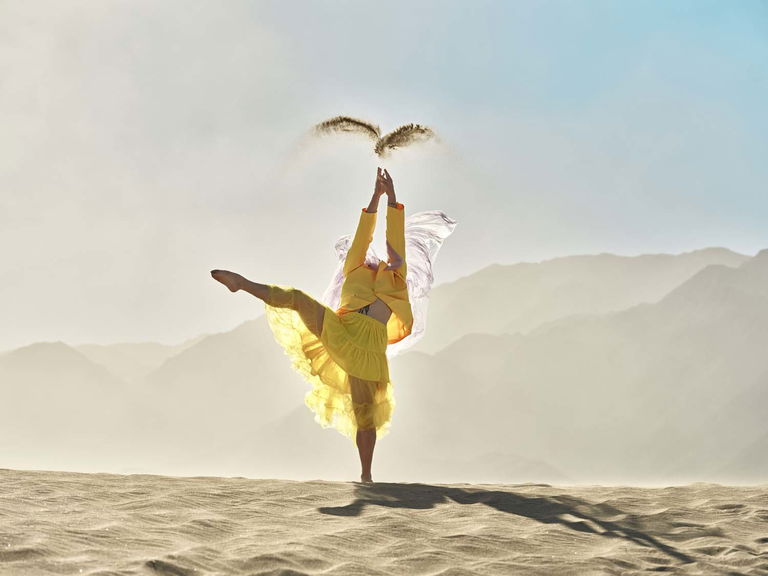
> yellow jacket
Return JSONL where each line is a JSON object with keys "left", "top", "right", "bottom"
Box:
{"left": 336, "top": 202, "right": 414, "bottom": 345}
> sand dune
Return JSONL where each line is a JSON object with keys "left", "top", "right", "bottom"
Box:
{"left": 1, "top": 468, "right": 766, "bottom": 575}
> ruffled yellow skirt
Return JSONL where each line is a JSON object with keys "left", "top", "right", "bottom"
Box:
{"left": 262, "top": 284, "right": 395, "bottom": 442}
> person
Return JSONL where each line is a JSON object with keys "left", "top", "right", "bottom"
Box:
{"left": 211, "top": 167, "right": 413, "bottom": 483}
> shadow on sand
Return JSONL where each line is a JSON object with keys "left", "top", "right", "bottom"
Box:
{"left": 319, "top": 482, "right": 699, "bottom": 565}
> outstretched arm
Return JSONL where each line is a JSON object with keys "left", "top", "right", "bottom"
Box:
{"left": 385, "top": 203, "right": 406, "bottom": 275}
{"left": 381, "top": 169, "right": 406, "bottom": 276}
{"left": 365, "top": 186, "right": 382, "bottom": 213}
{"left": 343, "top": 177, "right": 383, "bottom": 276}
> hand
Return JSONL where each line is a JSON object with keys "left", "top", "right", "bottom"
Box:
{"left": 377, "top": 167, "right": 395, "bottom": 198}
{"left": 374, "top": 167, "right": 386, "bottom": 197}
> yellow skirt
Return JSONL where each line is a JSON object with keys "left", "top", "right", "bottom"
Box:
{"left": 262, "top": 284, "right": 395, "bottom": 442}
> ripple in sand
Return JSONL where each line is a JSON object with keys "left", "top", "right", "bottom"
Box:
{"left": 1, "top": 469, "right": 767, "bottom": 575}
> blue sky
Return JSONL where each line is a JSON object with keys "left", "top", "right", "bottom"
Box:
{"left": 1, "top": 0, "right": 766, "bottom": 349}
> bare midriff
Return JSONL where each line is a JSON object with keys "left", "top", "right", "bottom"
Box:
{"left": 356, "top": 297, "right": 392, "bottom": 325}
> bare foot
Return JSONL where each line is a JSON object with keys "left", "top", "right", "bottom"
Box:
{"left": 360, "top": 474, "right": 373, "bottom": 483}
{"left": 210, "top": 269, "right": 244, "bottom": 292}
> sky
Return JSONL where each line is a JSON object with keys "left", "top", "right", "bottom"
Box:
{"left": 1, "top": 0, "right": 766, "bottom": 351}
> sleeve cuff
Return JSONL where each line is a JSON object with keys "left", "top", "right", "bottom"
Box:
{"left": 363, "top": 203, "right": 402, "bottom": 213}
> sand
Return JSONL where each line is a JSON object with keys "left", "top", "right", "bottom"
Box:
{"left": 1, "top": 468, "right": 766, "bottom": 575}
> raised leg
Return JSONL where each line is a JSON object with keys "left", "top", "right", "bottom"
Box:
{"left": 212, "top": 269, "right": 378, "bottom": 480}
{"left": 210, "top": 270, "right": 325, "bottom": 338}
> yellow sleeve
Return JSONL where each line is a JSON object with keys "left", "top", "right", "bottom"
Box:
{"left": 343, "top": 207, "right": 377, "bottom": 276}
{"left": 386, "top": 202, "right": 406, "bottom": 278}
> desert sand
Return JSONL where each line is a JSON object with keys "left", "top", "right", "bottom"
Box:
{"left": 1, "top": 468, "right": 766, "bottom": 575}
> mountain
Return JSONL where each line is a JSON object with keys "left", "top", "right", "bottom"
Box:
{"left": 129, "top": 318, "right": 314, "bottom": 471}
{"left": 75, "top": 334, "right": 207, "bottom": 384}
{"left": 3, "top": 247, "right": 765, "bottom": 483}
{"left": 0, "top": 342, "right": 138, "bottom": 471}
{"left": 409, "top": 247, "right": 749, "bottom": 354}
{"left": 457, "top": 249, "right": 768, "bottom": 483}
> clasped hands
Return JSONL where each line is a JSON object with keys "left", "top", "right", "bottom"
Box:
{"left": 374, "top": 167, "right": 396, "bottom": 205}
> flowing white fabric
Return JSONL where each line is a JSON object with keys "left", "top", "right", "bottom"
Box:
{"left": 321, "top": 209, "right": 458, "bottom": 359}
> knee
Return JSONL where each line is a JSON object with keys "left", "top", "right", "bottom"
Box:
{"left": 264, "top": 284, "right": 290, "bottom": 306}
{"left": 353, "top": 410, "right": 375, "bottom": 431}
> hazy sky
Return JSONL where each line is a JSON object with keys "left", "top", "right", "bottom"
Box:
{"left": 2, "top": 0, "right": 766, "bottom": 351}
